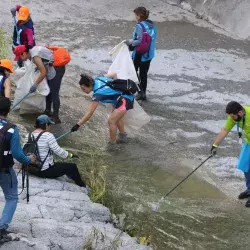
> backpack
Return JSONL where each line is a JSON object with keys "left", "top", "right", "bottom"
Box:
{"left": 97, "top": 78, "right": 139, "bottom": 95}
{"left": 136, "top": 23, "right": 152, "bottom": 54}
{"left": 23, "top": 132, "right": 50, "bottom": 170}
{"left": 0, "top": 123, "right": 14, "bottom": 169}
{"left": 48, "top": 46, "right": 71, "bottom": 67}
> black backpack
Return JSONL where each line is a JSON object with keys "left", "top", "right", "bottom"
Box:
{"left": 0, "top": 123, "right": 14, "bottom": 169}
{"left": 97, "top": 78, "right": 139, "bottom": 95}
{"left": 23, "top": 131, "right": 50, "bottom": 170}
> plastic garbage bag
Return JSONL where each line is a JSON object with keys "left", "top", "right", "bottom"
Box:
{"left": 107, "top": 42, "right": 151, "bottom": 133}
{"left": 13, "top": 60, "right": 50, "bottom": 114}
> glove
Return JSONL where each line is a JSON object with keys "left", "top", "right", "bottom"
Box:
{"left": 29, "top": 83, "right": 38, "bottom": 93}
{"left": 68, "top": 153, "right": 79, "bottom": 159}
{"left": 210, "top": 144, "right": 218, "bottom": 156}
{"left": 71, "top": 124, "right": 80, "bottom": 132}
{"left": 10, "top": 7, "right": 16, "bottom": 17}
{"left": 124, "top": 40, "right": 131, "bottom": 46}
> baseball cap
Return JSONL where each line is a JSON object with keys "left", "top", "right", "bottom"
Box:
{"left": 14, "top": 45, "right": 27, "bottom": 61}
{"left": 36, "top": 115, "right": 55, "bottom": 125}
{"left": 18, "top": 6, "right": 30, "bottom": 21}
{"left": 0, "top": 97, "right": 11, "bottom": 115}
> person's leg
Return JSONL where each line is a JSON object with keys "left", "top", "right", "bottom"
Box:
{"left": 37, "top": 163, "right": 85, "bottom": 187}
{"left": 108, "top": 104, "right": 127, "bottom": 142}
{"left": 0, "top": 168, "right": 18, "bottom": 230}
{"left": 139, "top": 60, "right": 151, "bottom": 99}
{"left": 48, "top": 66, "right": 66, "bottom": 123}
{"left": 117, "top": 118, "right": 125, "bottom": 134}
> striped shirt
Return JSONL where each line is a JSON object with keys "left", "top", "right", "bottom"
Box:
{"left": 24, "top": 131, "right": 68, "bottom": 171}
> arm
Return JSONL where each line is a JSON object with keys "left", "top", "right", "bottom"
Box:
{"left": 4, "top": 78, "right": 11, "bottom": 99}
{"left": 104, "top": 72, "right": 117, "bottom": 79}
{"left": 10, "top": 127, "right": 31, "bottom": 165}
{"left": 129, "top": 25, "right": 143, "bottom": 47}
{"left": 78, "top": 101, "right": 99, "bottom": 126}
{"left": 47, "top": 133, "right": 68, "bottom": 159}
{"left": 213, "top": 128, "right": 230, "bottom": 146}
{"left": 23, "top": 29, "right": 35, "bottom": 49}
{"left": 32, "top": 56, "right": 47, "bottom": 85}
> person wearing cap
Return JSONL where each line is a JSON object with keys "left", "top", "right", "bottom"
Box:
{"left": 11, "top": 5, "right": 35, "bottom": 67}
{"left": 24, "top": 115, "right": 87, "bottom": 188}
{"left": 0, "top": 97, "right": 36, "bottom": 241}
{"left": 211, "top": 101, "right": 250, "bottom": 208}
{"left": 0, "top": 59, "right": 14, "bottom": 99}
{"left": 14, "top": 45, "right": 65, "bottom": 124}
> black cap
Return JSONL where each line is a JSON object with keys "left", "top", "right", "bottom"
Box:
{"left": 0, "top": 97, "right": 11, "bottom": 116}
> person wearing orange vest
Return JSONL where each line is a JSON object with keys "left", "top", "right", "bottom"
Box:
{"left": 0, "top": 60, "right": 14, "bottom": 99}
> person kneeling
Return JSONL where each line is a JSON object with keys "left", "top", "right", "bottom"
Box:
{"left": 25, "top": 115, "right": 86, "bottom": 188}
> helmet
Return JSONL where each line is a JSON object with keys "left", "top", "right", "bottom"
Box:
{"left": 0, "top": 59, "right": 14, "bottom": 73}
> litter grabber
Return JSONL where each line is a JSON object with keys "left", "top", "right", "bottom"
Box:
{"left": 56, "top": 130, "right": 72, "bottom": 141}
{"left": 152, "top": 154, "right": 213, "bottom": 212}
{"left": 11, "top": 92, "right": 30, "bottom": 111}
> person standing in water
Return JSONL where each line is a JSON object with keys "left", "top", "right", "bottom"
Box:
{"left": 125, "top": 7, "right": 157, "bottom": 101}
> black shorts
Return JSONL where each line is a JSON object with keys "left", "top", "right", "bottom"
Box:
{"left": 115, "top": 97, "right": 134, "bottom": 111}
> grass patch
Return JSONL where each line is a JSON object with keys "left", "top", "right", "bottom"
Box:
{"left": 0, "top": 29, "right": 10, "bottom": 58}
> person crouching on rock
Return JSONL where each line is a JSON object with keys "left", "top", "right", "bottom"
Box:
{"left": 24, "top": 115, "right": 88, "bottom": 189}
{"left": 71, "top": 73, "right": 134, "bottom": 150}
{"left": 0, "top": 59, "right": 14, "bottom": 99}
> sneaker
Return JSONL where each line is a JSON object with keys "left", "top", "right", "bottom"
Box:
{"left": 116, "top": 132, "right": 128, "bottom": 143}
{"left": 106, "top": 141, "right": 120, "bottom": 151}
{"left": 245, "top": 199, "right": 250, "bottom": 208}
{"left": 0, "top": 229, "right": 12, "bottom": 242}
{"left": 43, "top": 110, "right": 53, "bottom": 117}
{"left": 238, "top": 190, "right": 250, "bottom": 199}
{"left": 51, "top": 116, "right": 61, "bottom": 124}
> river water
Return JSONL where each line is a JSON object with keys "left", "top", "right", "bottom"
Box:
{"left": 1, "top": 0, "right": 250, "bottom": 249}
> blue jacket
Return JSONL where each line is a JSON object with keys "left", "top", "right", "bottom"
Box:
{"left": 0, "top": 75, "right": 6, "bottom": 97}
{"left": 0, "top": 119, "right": 31, "bottom": 167}
{"left": 131, "top": 20, "right": 157, "bottom": 62}
{"left": 92, "top": 76, "right": 134, "bottom": 106}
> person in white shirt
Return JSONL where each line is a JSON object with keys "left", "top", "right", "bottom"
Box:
{"left": 24, "top": 115, "right": 86, "bottom": 187}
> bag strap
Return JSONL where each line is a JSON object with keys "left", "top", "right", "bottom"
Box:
{"left": 0, "top": 123, "right": 14, "bottom": 135}
{"left": 94, "top": 77, "right": 111, "bottom": 92}
{"left": 138, "top": 22, "right": 146, "bottom": 32}
{"left": 32, "top": 131, "right": 51, "bottom": 168}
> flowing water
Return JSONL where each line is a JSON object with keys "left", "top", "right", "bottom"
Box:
{"left": 2, "top": 0, "right": 250, "bottom": 249}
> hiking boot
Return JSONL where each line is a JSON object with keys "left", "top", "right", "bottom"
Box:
{"left": 245, "top": 199, "right": 250, "bottom": 208}
{"left": 141, "top": 92, "right": 147, "bottom": 101}
{"left": 238, "top": 190, "right": 250, "bottom": 199}
{"left": 116, "top": 132, "right": 128, "bottom": 143}
{"left": 136, "top": 92, "right": 144, "bottom": 101}
{"left": 51, "top": 116, "right": 61, "bottom": 124}
{"left": 43, "top": 110, "right": 53, "bottom": 117}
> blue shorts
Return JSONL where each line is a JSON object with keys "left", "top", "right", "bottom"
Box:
{"left": 238, "top": 142, "right": 250, "bottom": 172}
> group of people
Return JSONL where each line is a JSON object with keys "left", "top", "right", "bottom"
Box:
{"left": 0, "top": 5, "right": 157, "bottom": 242}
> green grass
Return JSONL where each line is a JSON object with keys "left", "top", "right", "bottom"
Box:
{"left": 0, "top": 29, "right": 9, "bottom": 59}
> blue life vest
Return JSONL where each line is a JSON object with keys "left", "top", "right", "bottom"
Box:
{"left": 13, "top": 19, "right": 35, "bottom": 47}
{"left": 132, "top": 20, "right": 157, "bottom": 62}
{"left": 92, "top": 76, "right": 134, "bottom": 105}
{"left": 0, "top": 119, "right": 15, "bottom": 169}
{"left": 0, "top": 75, "right": 6, "bottom": 97}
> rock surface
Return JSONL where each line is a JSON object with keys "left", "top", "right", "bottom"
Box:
{"left": 0, "top": 173, "right": 150, "bottom": 250}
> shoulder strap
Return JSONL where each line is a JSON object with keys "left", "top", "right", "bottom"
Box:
{"left": 34, "top": 131, "right": 46, "bottom": 143}
{"left": 0, "top": 123, "right": 14, "bottom": 135}
{"left": 138, "top": 22, "right": 146, "bottom": 32}
{"left": 94, "top": 77, "right": 110, "bottom": 92}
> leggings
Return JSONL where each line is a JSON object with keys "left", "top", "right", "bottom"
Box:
{"left": 30, "top": 162, "right": 86, "bottom": 187}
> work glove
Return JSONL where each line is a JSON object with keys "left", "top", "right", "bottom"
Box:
{"left": 29, "top": 83, "right": 38, "bottom": 93}
{"left": 124, "top": 40, "right": 131, "bottom": 46}
{"left": 210, "top": 144, "right": 218, "bottom": 156}
{"left": 71, "top": 124, "right": 80, "bottom": 132}
{"left": 68, "top": 153, "right": 80, "bottom": 160}
{"left": 10, "top": 7, "right": 16, "bottom": 17}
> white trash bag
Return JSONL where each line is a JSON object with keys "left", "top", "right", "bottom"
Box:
{"left": 107, "top": 42, "right": 151, "bottom": 133}
{"left": 13, "top": 60, "right": 50, "bottom": 114}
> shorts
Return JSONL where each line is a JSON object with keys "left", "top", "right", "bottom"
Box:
{"left": 115, "top": 97, "right": 134, "bottom": 111}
